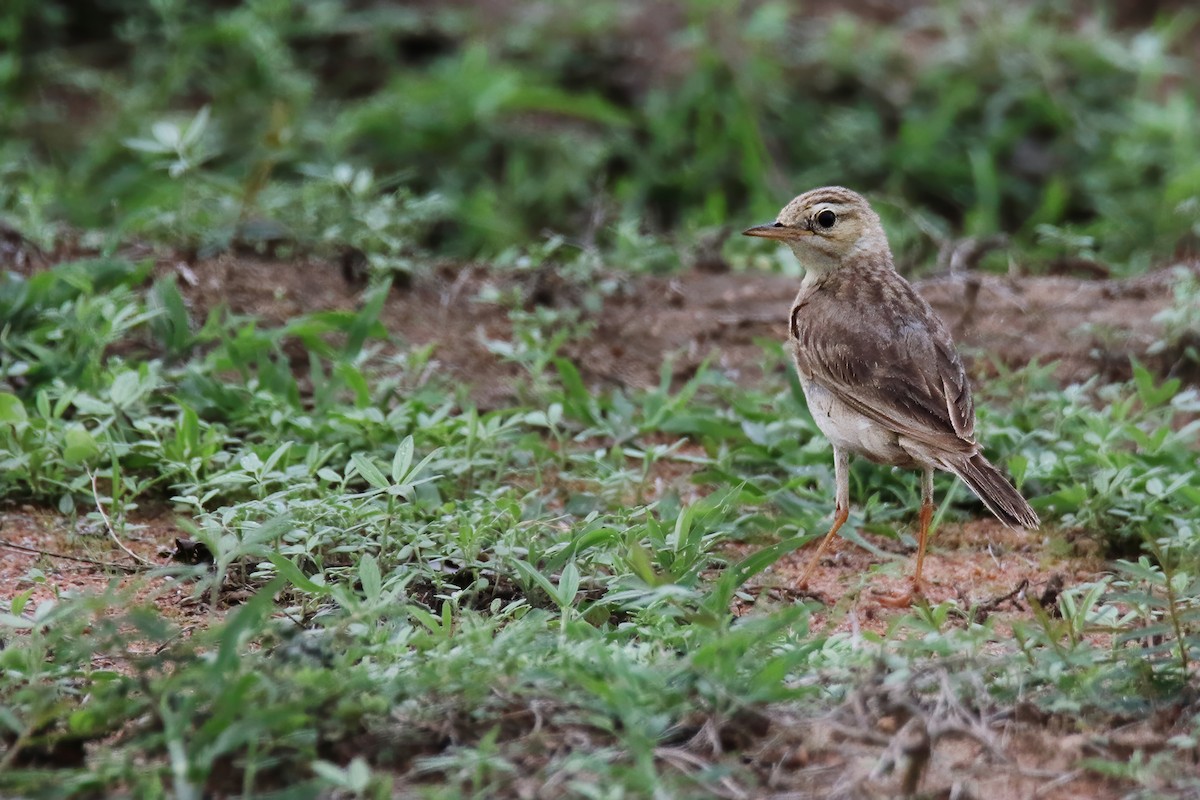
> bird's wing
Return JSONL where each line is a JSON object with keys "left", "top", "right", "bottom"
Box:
{"left": 790, "top": 280, "right": 976, "bottom": 453}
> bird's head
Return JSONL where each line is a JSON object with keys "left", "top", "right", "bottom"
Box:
{"left": 743, "top": 186, "right": 891, "bottom": 276}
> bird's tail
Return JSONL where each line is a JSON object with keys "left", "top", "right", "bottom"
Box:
{"left": 944, "top": 452, "right": 1039, "bottom": 529}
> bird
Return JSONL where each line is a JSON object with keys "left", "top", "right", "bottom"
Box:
{"left": 743, "top": 186, "right": 1038, "bottom": 602}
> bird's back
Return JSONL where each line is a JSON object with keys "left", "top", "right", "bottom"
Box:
{"left": 789, "top": 262, "right": 978, "bottom": 453}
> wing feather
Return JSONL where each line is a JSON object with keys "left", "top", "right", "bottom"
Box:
{"left": 790, "top": 275, "right": 976, "bottom": 454}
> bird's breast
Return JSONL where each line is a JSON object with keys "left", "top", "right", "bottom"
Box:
{"left": 799, "top": 377, "right": 917, "bottom": 467}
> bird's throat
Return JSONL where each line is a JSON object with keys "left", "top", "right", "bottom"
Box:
{"left": 793, "top": 246, "right": 842, "bottom": 289}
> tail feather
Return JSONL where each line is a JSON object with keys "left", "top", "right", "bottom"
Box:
{"left": 945, "top": 452, "right": 1039, "bottom": 529}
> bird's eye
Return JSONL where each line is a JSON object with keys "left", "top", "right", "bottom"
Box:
{"left": 816, "top": 210, "right": 836, "bottom": 229}
{"left": 772, "top": 221, "right": 784, "bottom": 227}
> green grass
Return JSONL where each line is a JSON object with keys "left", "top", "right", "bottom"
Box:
{"left": 2, "top": 254, "right": 1200, "bottom": 795}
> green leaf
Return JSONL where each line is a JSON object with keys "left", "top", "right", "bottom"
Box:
{"left": 554, "top": 358, "right": 594, "bottom": 423}
{"left": 359, "top": 554, "right": 382, "bottom": 603}
{"left": 392, "top": 435, "right": 414, "bottom": 483}
{"left": 344, "top": 279, "right": 391, "bottom": 357}
{"left": 407, "top": 605, "right": 444, "bottom": 636}
{"left": 262, "top": 441, "right": 292, "bottom": 474}
{"left": 350, "top": 452, "right": 389, "bottom": 490}
{"left": 336, "top": 362, "right": 371, "bottom": 407}
{"left": 175, "top": 404, "right": 200, "bottom": 453}
{"left": 0, "top": 393, "right": 26, "bottom": 425}
{"left": 502, "top": 85, "right": 629, "bottom": 127}
{"left": 9, "top": 589, "right": 33, "bottom": 617}
{"left": 266, "top": 553, "right": 329, "bottom": 596}
{"left": 311, "top": 760, "right": 350, "bottom": 787}
{"left": 109, "top": 371, "right": 141, "bottom": 409}
{"left": 558, "top": 562, "right": 580, "bottom": 607}
{"left": 63, "top": 427, "right": 100, "bottom": 464}
{"left": 1008, "top": 454, "right": 1029, "bottom": 485}
{"left": 149, "top": 275, "right": 193, "bottom": 354}
{"left": 215, "top": 577, "right": 285, "bottom": 673}
{"left": 704, "top": 535, "right": 814, "bottom": 619}
{"left": 346, "top": 757, "right": 371, "bottom": 792}
{"left": 625, "top": 544, "right": 660, "bottom": 586}
{"left": 181, "top": 104, "right": 211, "bottom": 148}
{"left": 565, "top": 527, "right": 618, "bottom": 560}
{"left": 512, "top": 559, "right": 566, "bottom": 607}
{"left": 72, "top": 394, "right": 114, "bottom": 416}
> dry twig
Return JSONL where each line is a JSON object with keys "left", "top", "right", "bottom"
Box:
{"left": 89, "top": 469, "right": 155, "bottom": 567}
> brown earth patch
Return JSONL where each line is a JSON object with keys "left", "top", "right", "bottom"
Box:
{"left": 748, "top": 517, "right": 1105, "bottom": 637}
{"left": 0, "top": 505, "right": 218, "bottom": 671}
{"left": 159, "top": 254, "right": 1200, "bottom": 407}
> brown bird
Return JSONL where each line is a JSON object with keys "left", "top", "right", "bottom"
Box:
{"left": 744, "top": 186, "right": 1038, "bottom": 601}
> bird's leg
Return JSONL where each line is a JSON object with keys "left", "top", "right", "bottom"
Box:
{"left": 797, "top": 447, "right": 850, "bottom": 588}
{"left": 879, "top": 468, "right": 935, "bottom": 608}
{"left": 911, "top": 467, "right": 935, "bottom": 595}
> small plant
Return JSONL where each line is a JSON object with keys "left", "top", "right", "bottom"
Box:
{"left": 1149, "top": 266, "right": 1200, "bottom": 378}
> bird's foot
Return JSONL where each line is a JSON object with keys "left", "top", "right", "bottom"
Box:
{"left": 875, "top": 580, "right": 924, "bottom": 609}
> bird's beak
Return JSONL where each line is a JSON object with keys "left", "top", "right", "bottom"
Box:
{"left": 742, "top": 223, "right": 811, "bottom": 241}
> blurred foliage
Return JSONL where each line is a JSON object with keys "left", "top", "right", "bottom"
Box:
{"left": 1, "top": 0, "right": 1198, "bottom": 272}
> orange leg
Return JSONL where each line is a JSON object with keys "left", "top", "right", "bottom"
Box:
{"left": 798, "top": 447, "right": 850, "bottom": 589}
{"left": 878, "top": 468, "right": 935, "bottom": 608}
{"left": 796, "top": 503, "right": 849, "bottom": 588}
{"left": 910, "top": 467, "right": 935, "bottom": 594}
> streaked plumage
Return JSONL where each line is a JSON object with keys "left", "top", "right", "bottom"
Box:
{"left": 744, "top": 187, "right": 1037, "bottom": 600}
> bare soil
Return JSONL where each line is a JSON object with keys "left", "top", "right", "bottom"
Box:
{"left": 165, "top": 252, "right": 1200, "bottom": 405}
{"left": 0, "top": 506, "right": 217, "bottom": 646}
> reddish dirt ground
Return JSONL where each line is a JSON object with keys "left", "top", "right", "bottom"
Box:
{"left": 0, "top": 506, "right": 216, "bottom": 660}
{"left": 161, "top": 251, "right": 1200, "bottom": 404}
{"left": 754, "top": 518, "right": 1100, "bottom": 630}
